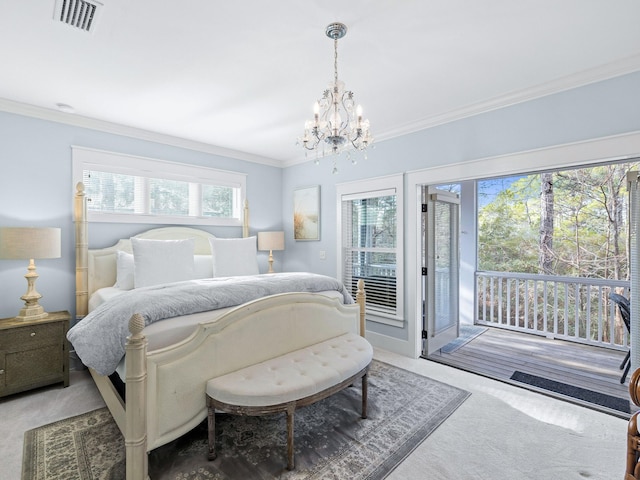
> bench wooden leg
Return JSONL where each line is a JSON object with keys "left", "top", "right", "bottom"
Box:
{"left": 286, "top": 404, "right": 295, "bottom": 470}
{"left": 207, "top": 400, "right": 217, "bottom": 461}
{"left": 362, "top": 373, "right": 368, "bottom": 419}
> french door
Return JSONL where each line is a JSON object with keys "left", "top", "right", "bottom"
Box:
{"left": 422, "top": 186, "right": 460, "bottom": 356}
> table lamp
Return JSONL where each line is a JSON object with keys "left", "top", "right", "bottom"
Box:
{"left": 257, "top": 231, "right": 285, "bottom": 273}
{"left": 0, "top": 227, "right": 61, "bottom": 320}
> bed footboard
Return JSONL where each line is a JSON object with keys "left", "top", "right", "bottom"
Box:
{"left": 121, "top": 288, "right": 366, "bottom": 480}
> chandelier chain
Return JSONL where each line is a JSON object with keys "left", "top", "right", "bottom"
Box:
{"left": 334, "top": 37, "right": 339, "bottom": 87}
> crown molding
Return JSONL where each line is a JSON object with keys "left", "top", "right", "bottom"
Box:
{"left": 283, "top": 54, "right": 640, "bottom": 168}
{"left": 0, "top": 98, "right": 282, "bottom": 168}
{"left": 379, "top": 53, "right": 640, "bottom": 142}
{"left": 3, "top": 53, "right": 640, "bottom": 171}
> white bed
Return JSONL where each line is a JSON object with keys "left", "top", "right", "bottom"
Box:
{"left": 70, "top": 183, "right": 366, "bottom": 479}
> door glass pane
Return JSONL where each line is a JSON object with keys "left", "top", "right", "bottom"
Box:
{"left": 434, "top": 200, "right": 458, "bottom": 333}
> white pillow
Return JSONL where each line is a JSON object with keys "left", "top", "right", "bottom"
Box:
{"left": 114, "top": 250, "right": 135, "bottom": 290}
{"left": 209, "top": 237, "right": 259, "bottom": 277}
{"left": 131, "top": 237, "right": 195, "bottom": 288}
{"left": 194, "top": 255, "right": 214, "bottom": 279}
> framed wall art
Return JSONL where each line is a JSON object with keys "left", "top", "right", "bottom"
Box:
{"left": 293, "top": 185, "right": 320, "bottom": 241}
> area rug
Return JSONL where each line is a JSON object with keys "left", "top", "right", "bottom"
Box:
{"left": 440, "top": 324, "right": 488, "bottom": 354}
{"left": 23, "top": 360, "right": 469, "bottom": 480}
{"left": 510, "top": 370, "right": 630, "bottom": 414}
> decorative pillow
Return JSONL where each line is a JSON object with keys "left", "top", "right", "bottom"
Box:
{"left": 131, "top": 238, "right": 195, "bottom": 288}
{"left": 194, "top": 255, "right": 214, "bottom": 279}
{"left": 114, "top": 250, "right": 135, "bottom": 290}
{"left": 209, "top": 237, "right": 259, "bottom": 277}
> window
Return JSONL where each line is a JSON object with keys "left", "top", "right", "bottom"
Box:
{"left": 72, "top": 146, "right": 246, "bottom": 225}
{"left": 337, "top": 174, "right": 403, "bottom": 327}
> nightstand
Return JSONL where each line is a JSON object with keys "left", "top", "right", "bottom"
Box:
{"left": 0, "top": 310, "right": 70, "bottom": 397}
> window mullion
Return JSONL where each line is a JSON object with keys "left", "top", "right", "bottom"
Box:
{"left": 189, "top": 183, "right": 202, "bottom": 217}
{"left": 135, "top": 176, "right": 150, "bottom": 214}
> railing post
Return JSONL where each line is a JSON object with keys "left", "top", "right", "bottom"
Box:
{"left": 476, "top": 271, "right": 629, "bottom": 351}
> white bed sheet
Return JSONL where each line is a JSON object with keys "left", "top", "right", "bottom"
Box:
{"left": 88, "top": 287, "right": 344, "bottom": 380}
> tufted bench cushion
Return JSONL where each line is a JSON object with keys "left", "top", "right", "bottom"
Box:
{"left": 206, "top": 332, "right": 373, "bottom": 470}
{"left": 206, "top": 332, "right": 372, "bottom": 406}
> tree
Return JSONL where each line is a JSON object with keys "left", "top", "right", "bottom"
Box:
{"left": 539, "top": 172, "right": 554, "bottom": 274}
{"left": 478, "top": 161, "right": 639, "bottom": 279}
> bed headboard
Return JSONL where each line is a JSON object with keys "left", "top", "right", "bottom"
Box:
{"left": 86, "top": 227, "right": 216, "bottom": 298}
{"left": 74, "top": 182, "right": 250, "bottom": 319}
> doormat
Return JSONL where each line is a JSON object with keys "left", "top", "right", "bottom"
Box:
{"left": 441, "top": 324, "right": 488, "bottom": 354}
{"left": 510, "top": 370, "right": 630, "bottom": 414}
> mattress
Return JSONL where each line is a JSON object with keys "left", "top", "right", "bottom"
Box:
{"left": 88, "top": 287, "right": 345, "bottom": 380}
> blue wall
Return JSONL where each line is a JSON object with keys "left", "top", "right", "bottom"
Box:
{"left": 281, "top": 71, "right": 640, "bottom": 338}
{"left": 1, "top": 70, "right": 639, "bottom": 332}
{"left": 0, "top": 112, "right": 282, "bottom": 320}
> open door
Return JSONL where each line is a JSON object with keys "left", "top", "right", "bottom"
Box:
{"left": 422, "top": 186, "right": 460, "bottom": 356}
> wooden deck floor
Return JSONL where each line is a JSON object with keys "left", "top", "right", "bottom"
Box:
{"left": 427, "top": 325, "right": 636, "bottom": 418}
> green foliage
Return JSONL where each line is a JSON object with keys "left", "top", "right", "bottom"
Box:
{"left": 478, "top": 162, "right": 639, "bottom": 279}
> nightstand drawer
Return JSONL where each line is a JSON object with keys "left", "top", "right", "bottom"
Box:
{"left": 0, "top": 311, "right": 70, "bottom": 397}
{"left": 0, "top": 322, "right": 62, "bottom": 350}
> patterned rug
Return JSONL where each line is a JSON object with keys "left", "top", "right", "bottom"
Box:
{"left": 22, "top": 360, "right": 469, "bottom": 480}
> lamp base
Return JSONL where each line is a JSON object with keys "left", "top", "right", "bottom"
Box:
{"left": 15, "top": 260, "right": 49, "bottom": 321}
{"left": 267, "top": 250, "right": 275, "bottom": 273}
{"left": 15, "top": 305, "right": 48, "bottom": 321}
{"left": 16, "top": 292, "right": 48, "bottom": 321}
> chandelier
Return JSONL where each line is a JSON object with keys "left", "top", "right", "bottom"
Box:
{"left": 299, "top": 22, "right": 373, "bottom": 173}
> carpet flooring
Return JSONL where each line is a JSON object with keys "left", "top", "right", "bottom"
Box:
{"left": 510, "top": 371, "right": 630, "bottom": 414}
{"left": 22, "top": 360, "right": 469, "bottom": 480}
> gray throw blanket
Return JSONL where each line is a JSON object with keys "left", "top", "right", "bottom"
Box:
{"left": 67, "top": 272, "right": 353, "bottom": 376}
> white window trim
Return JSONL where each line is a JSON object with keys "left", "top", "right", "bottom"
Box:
{"left": 336, "top": 174, "right": 404, "bottom": 328}
{"left": 72, "top": 146, "right": 246, "bottom": 226}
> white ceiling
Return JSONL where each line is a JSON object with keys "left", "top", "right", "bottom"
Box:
{"left": 1, "top": 1, "right": 639, "bottom": 167}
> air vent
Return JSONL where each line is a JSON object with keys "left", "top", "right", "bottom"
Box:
{"left": 54, "top": 0, "right": 102, "bottom": 33}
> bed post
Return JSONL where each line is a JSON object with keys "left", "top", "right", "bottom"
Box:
{"left": 356, "top": 279, "right": 366, "bottom": 337}
{"left": 243, "top": 199, "right": 250, "bottom": 238}
{"left": 126, "top": 313, "right": 149, "bottom": 480}
{"left": 74, "top": 182, "right": 89, "bottom": 319}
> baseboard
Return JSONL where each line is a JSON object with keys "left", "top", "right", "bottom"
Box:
{"left": 365, "top": 330, "right": 416, "bottom": 358}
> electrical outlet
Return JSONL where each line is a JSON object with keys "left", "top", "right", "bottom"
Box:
{"left": 319, "top": 250, "right": 326, "bottom": 260}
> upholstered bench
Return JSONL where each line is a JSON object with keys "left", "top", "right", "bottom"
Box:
{"left": 206, "top": 332, "right": 373, "bottom": 470}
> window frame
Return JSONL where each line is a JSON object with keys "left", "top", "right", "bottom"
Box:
{"left": 336, "top": 174, "right": 404, "bottom": 328}
{"left": 72, "top": 146, "right": 246, "bottom": 226}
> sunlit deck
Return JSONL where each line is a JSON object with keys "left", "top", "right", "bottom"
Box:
{"left": 427, "top": 325, "right": 636, "bottom": 418}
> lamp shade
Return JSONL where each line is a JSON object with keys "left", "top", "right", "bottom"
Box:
{"left": 0, "top": 227, "right": 61, "bottom": 260}
{"left": 257, "top": 231, "right": 285, "bottom": 252}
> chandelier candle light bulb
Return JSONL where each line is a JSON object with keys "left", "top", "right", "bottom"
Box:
{"left": 299, "top": 22, "right": 373, "bottom": 173}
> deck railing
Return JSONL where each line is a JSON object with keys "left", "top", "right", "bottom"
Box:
{"left": 476, "top": 271, "right": 629, "bottom": 351}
